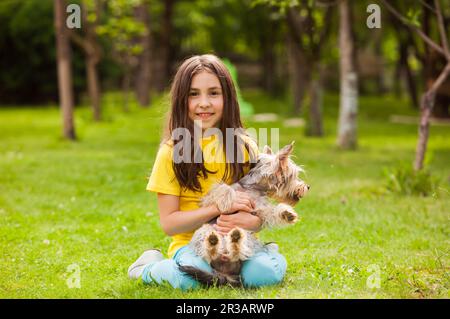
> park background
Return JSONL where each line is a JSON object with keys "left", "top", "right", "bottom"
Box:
{"left": 0, "top": 0, "right": 449, "bottom": 298}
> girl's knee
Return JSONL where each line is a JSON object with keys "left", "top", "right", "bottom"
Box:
{"left": 174, "top": 246, "right": 212, "bottom": 273}
{"left": 145, "top": 259, "right": 199, "bottom": 291}
{"left": 147, "top": 247, "right": 212, "bottom": 291}
{"left": 241, "top": 251, "right": 287, "bottom": 288}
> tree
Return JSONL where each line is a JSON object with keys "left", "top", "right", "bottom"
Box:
{"left": 158, "top": 0, "right": 175, "bottom": 92}
{"left": 390, "top": 14, "right": 419, "bottom": 108}
{"left": 70, "top": 0, "right": 103, "bottom": 121}
{"left": 382, "top": 0, "right": 450, "bottom": 171}
{"left": 97, "top": 0, "right": 147, "bottom": 112}
{"left": 285, "top": 2, "right": 333, "bottom": 136}
{"left": 148, "top": 0, "right": 175, "bottom": 93}
{"left": 54, "top": 0, "right": 76, "bottom": 140}
{"left": 253, "top": 0, "right": 335, "bottom": 136}
{"left": 337, "top": 0, "right": 358, "bottom": 149}
{"left": 134, "top": 0, "right": 152, "bottom": 107}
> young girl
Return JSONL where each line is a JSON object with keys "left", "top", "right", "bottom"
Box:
{"left": 128, "top": 54, "right": 287, "bottom": 290}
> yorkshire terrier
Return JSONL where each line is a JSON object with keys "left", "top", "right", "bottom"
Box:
{"left": 178, "top": 142, "right": 309, "bottom": 287}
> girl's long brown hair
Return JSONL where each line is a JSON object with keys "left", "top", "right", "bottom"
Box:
{"left": 162, "top": 54, "right": 256, "bottom": 193}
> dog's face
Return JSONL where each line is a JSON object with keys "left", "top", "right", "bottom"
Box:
{"left": 251, "top": 142, "right": 309, "bottom": 206}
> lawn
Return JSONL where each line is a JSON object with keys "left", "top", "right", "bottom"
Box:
{"left": 0, "top": 91, "right": 449, "bottom": 298}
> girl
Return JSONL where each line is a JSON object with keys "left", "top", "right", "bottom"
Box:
{"left": 128, "top": 54, "right": 287, "bottom": 290}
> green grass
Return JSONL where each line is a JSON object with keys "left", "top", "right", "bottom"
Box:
{"left": 0, "top": 91, "right": 449, "bottom": 298}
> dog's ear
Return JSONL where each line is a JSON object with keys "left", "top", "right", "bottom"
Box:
{"left": 263, "top": 145, "right": 272, "bottom": 155}
{"left": 277, "top": 143, "right": 294, "bottom": 170}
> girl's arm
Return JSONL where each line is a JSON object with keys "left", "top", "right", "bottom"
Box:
{"left": 157, "top": 193, "right": 220, "bottom": 236}
{"left": 214, "top": 212, "right": 262, "bottom": 235}
{"left": 157, "top": 191, "right": 257, "bottom": 236}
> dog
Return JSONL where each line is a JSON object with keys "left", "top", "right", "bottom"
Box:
{"left": 178, "top": 142, "right": 309, "bottom": 287}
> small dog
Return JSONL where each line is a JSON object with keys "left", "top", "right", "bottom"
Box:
{"left": 178, "top": 142, "right": 309, "bottom": 287}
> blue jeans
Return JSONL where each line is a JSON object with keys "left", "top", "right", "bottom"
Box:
{"left": 141, "top": 245, "right": 287, "bottom": 290}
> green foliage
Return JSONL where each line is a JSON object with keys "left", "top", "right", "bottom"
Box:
{"left": 251, "top": 0, "right": 298, "bottom": 15}
{"left": 174, "top": 0, "right": 284, "bottom": 61}
{"left": 0, "top": 0, "right": 446, "bottom": 107}
{"left": 0, "top": 0, "right": 123, "bottom": 105}
{"left": 382, "top": 33, "right": 399, "bottom": 65}
{"left": 384, "top": 163, "right": 442, "bottom": 197}
{"left": 406, "top": 8, "right": 422, "bottom": 28}
{"left": 0, "top": 0, "right": 78, "bottom": 103}
{"left": 96, "top": 0, "right": 147, "bottom": 59}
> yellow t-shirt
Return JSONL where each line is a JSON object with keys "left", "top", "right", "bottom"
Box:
{"left": 146, "top": 133, "right": 258, "bottom": 258}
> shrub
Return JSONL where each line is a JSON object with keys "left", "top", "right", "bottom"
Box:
{"left": 384, "top": 164, "right": 442, "bottom": 197}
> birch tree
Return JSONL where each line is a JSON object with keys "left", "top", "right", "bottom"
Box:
{"left": 54, "top": 0, "right": 76, "bottom": 140}
{"left": 337, "top": 0, "right": 358, "bottom": 149}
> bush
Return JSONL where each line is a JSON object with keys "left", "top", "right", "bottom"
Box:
{"left": 384, "top": 164, "right": 442, "bottom": 197}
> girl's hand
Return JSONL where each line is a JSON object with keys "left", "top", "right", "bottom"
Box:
{"left": 213, "top": 211, "right": 262, "bottom": 235}
{"left": 218, "top": 191, "right": 256, "bottom": 215}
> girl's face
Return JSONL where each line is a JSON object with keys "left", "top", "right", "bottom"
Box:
{"left": 188, "top": 70, "right": 224, "bottom": 131}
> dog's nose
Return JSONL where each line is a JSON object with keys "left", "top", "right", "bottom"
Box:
{"left": 307, "top": 185, "right": 310, "bottom": 190}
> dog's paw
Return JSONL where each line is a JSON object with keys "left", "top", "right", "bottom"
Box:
{"left": 281, "top": 210, "right": 298, "bottom": 224}
{"left": 207, "top": 232, "right": 219, "bottom": 246}
{"left": 229, "top": 228, "right": 243, "bottom": 243}
{"left": 204, "top": 231, "right": 221, "bottom": 262}
{"left": 275, "top": 203, "right": 298, "bottom": 224}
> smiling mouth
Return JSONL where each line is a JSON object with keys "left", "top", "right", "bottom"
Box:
{"left": 196, "top": 112, "right": 214, "bottom": 119}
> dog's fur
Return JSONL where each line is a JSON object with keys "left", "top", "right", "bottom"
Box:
{"left": 178, "top": 142, "right": 309, "bottom": 287}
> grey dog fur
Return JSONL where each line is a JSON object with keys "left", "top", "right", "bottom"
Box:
{"left": 179, "top": 142, "right": 309, "bottom": 287}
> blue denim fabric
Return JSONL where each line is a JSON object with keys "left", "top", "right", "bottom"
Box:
{"left": 141, "top": 245, "right": 286, "bottom": 290}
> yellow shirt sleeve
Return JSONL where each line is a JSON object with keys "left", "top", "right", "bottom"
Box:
{"left": 146, "top": 142, "right": 181, "bottom": 196}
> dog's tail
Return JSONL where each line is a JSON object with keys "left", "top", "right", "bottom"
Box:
{"left": 178, "top": 265, "right": 242, "bottom": 288}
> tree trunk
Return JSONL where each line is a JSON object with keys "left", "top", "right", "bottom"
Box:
{"left": 414, "top": 63, "right": 450, "bottom": 170}
{"left": 337, "top": 0, "right": 358, "bottom": 149}
{"left": 413, "top": 0, "right": 450, "bottom": 169}
{"left": 422, "top": 0, "right": 436, "bottom": 93}
{"left": 402, "top": 27, "right": 420, "bottom": 109}
{"left": 414, "top": 93, "right": 433, "bottom": 171}
{"left": 308, "top": 67, "right": 324, "bottom": 136}
{"left": 395, "top": 40, "right": 419, "bottom": 108}
{"left": 373, "top": 30, "right": 386, "bottom": 95}
{"left": 155, "top": 0, "right": 174, "bottom": 92}
{"left": 262, "top": 41, "right": 276, "bottom": 95}
{"left": 287, "top": 34, "right": 310, "bottom": 116}
{"left": 54, "top": 0, "right": 76, "bottom": 140}
{"left": 381, "top": 0, "right": 450, "bottom": 171}
{"left": 86, "top": 57, "right": 101, "bottom": 120}
{"left": 261, "top": 17, "right": 278, "bottom": 95}
{"left": 403, "top": 49, "right": 419, "bottom": 109}
{"left": 393, "top": 48, "right": 402, "bottom": 97}
{"left": 134, "top": 1, "right": 152, "bottom": 107}
{"left": 83, "top": 0, "right": 102, "bottom": 121}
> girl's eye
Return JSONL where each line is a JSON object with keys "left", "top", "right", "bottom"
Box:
{"left": 210, "top": 91, "right": 220, "bottom": 96}
{"left": 189, "top": 92, "right": 198, "bottom": 97}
